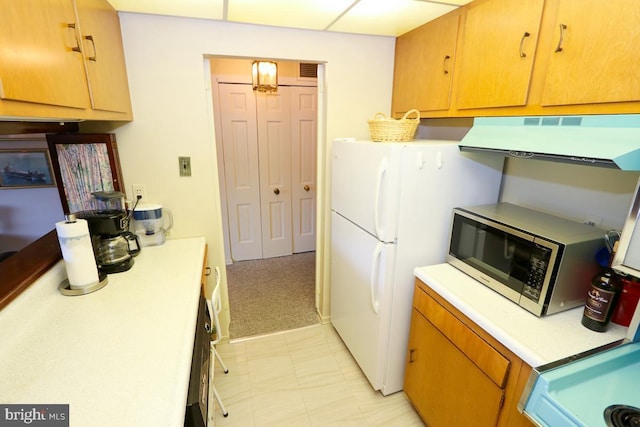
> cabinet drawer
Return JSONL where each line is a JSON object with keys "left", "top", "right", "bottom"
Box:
{"left": 413, "top": 285, "right": 510, "bottom": 387}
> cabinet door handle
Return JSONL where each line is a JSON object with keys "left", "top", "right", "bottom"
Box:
{"left": 554, "top": 23, "right": 567, "bottom": 53}
{"left": 83, "top": 35, "right": 97, "bottom": 61}
{"left": 304, "top": 184, "right": 310, "bottom": 192}
{"left": 273, "top": 188, "right": 280, "bottom": 195}
{"left": 205, "top": 266, "right": 211, "bottom": 276}
{"left": 443, "top": 55, "right": 451, "bottom": 74}
{"left": 409, "top": 349, "right": 415, "bottom": 363}
{"left": 519, "top": 32, "right": 531, "bottom": 58}
{"left": 66, "top": 23, "right": 82, "bottom": 53}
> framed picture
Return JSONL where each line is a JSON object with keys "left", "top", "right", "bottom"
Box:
{"left": 0, "top": 149, "right": 56, "bottom": 189}
{"left": 46, "top": 133, "right": 125, "bottom": 214}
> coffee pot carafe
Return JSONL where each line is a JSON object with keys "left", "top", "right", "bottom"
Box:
{"left": 94, "top": 233, "right": 140, "bottom": 270}
{"left": 132, "top": 203, "right": 173, "bottom": 247}
{"left": 76, "top": 191, "right": 140, "bottom": 274}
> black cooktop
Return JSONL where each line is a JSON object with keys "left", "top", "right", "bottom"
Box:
{"left": 604, "top": 405, "right": 640, "bottom": 427}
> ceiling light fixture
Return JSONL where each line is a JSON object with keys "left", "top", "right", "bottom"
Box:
{"left": 252, "top": 60, "right": 278, "bottom": 93}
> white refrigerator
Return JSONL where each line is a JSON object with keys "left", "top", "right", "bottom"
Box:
{"left": 330, "top": 139, "right": 504, "bottom": 395}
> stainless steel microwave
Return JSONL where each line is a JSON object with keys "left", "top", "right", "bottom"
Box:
{"left": 446, "top": 203, "right": 605, "bottom": 316}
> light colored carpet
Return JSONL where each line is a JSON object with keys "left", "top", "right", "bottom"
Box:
{"left": 226, "top": 252, "right": 318, "bottom": 339}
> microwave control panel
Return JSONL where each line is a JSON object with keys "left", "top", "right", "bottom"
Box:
{"left": 522, "top": 246, "right": 552, "bottom": 302}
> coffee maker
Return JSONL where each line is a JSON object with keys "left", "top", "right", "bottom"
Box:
{"left": 76, "top": 191, "right": 140, "bottom": 274}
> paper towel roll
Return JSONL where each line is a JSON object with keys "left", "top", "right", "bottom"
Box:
{"left": 56, "top": 218, "right": 100, "bottom": 289}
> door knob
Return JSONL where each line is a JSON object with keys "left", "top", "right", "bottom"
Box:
{"left": 274, "top": 188, "right": 280, "bottom": 195}
{"left": 304, "top": 185, "right": 310, "bottom": 192}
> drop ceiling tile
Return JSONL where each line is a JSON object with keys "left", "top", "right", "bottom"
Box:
{"left": 107, "top": 0, "right": 471, "bottom": 36}
{"left": 227, "top": 0, "right": 355, "bottom": 31}
{"left": 328, "top": 0, "right": 458, "bottom": 36}
{"left": 107, "top": 0, "right": 224, "bottom": 20}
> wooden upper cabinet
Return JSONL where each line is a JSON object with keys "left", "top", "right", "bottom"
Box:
{"left": 540, "top": 0, "right": 640, "bottom": 106}
{"left": 0, "top": 0, "right": 91, "bottom": 109}
{"left": 392, "top": 11, "right": 460, "bottom": 115}
{"left": 75, "top": 0, "right": 132, "bottom": 114}
{"left": 455, "top": 0, "right": 544, "bottom": 110}
{"left": 0, "top": 0, "right": 131, "bottom": 120}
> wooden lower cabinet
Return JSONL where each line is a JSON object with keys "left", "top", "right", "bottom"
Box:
{"left": 405, "top": 279, "right": 533, "bottom": 427}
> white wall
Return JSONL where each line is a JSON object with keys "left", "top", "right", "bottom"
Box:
{"left": 106, "top": 13, "right": 396, "bottom": 334}
{"left": 114, "top": 12, "right": 395, "bottom": 236}
{"left": 419, "top": 121, "right": 640, "bottom": 231}
{"left": 501, "top": 158, "right": 640, "bottom": 230}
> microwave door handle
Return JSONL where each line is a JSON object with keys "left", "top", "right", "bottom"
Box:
{"left": 370, "top": 242, "right": 384, "bottom": 314}
{"left": 373, "top": 157, "right": 388, "bottom": 240}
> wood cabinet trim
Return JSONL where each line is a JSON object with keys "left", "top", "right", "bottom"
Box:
{"left": 415, "top": 279, "right": 519, "bottom": 361}
{"left": 201, "top": 244, "right": 209, "bottom": 296}
{"left": 405, "top": 303, "right": 505, "bottom": 426}
{"left": 413, "top": 283, "right": 511, "bottom": 388}
{"left": 0, "top": 230, "right": 62, "bottom": 311}
{"left": 412, "top": 278, "right": 535, "bottom": 427}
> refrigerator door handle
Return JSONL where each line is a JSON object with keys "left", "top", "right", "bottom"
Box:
{"left": 370, "top": 242, "right": 384, "bottom": 314}
{"left": 373, "top": 157, "right": 388, "bottom": 240}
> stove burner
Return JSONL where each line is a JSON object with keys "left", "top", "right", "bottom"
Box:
{"left": 604, "top": 405, "right": 640, "bottom": 427}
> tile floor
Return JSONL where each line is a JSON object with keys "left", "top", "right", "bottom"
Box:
{"left": 211, "top": 323, "right": 425, "bottom": 427}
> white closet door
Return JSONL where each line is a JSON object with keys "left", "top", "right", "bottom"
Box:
{"left": 218, "top": 83, "right": 262, "bottom": 261}
{"left": 290, "top": 86, "right": 317, "bottom": 253}
{"left": 256, "top": 87, "right": 293, "bottom": 258}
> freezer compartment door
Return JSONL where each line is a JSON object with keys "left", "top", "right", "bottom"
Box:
{"left": 330, "top": 211, "right": 395, "bottom": 391}
{"left": 331, "top": 140, "right": 403, "bottom": 243}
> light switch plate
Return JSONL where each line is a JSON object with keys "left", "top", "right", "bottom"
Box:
{"left": 179, "top": 156, "right": 191, "bottom": 177}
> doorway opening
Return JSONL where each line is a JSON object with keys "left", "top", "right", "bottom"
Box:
{"left": 209, "top": 57, "right": 321, "bottom": 339}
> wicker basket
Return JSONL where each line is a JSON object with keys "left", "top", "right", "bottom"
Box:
{"left": 368, "top": 109, "right": 420, "bottom": 142}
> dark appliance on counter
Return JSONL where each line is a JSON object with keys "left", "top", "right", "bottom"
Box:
{"left": 447, "top": 202, "right": 605, "bottom": 316}
{"left": 76, "top": 191, "right": 140, "bottom": 274}
{"left": 185, "top": 295, "right": 211, "bottom": 427}
{"left": 47, "top": 133, "right": 137, "bottom": 275}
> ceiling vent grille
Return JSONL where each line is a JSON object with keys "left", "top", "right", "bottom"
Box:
{"left": 299, "top": 63, "right": 318, "bottom": 78}
{"left": 523, "top": 116, "right": 584, "bottom": 127}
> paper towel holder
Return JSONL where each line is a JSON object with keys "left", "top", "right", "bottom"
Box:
{"left": 58, "top": 274, "right": 108, "bottom": 296}
{"left": 57, "top": 213, "right": 109, "bottom": 296}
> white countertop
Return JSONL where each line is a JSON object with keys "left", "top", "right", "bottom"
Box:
{"left": 414, "top": 263, "right": 629, "bottom": 368}
{"left": 0, "top": 237, "right": 206, "bottom": 427}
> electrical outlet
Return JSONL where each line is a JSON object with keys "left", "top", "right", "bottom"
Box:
{"left": 132, "top": 184, "right": 146, "bottom": 201}
{"left": 179, "top": 156, "right": 191, "bottom": 177}
{"left": 584, "top": 216, "right": 602, "bottom": 226}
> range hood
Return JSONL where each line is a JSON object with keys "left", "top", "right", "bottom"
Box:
{"left": 459, "top": 115, "right": 640, "bottom": 170}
